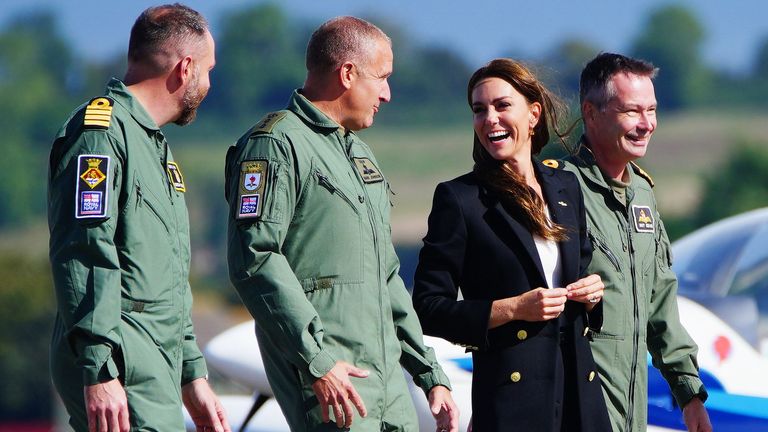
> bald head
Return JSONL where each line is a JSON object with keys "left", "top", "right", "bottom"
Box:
{"left": 128, "top": 3, "right": 209, "bottom": 77}
{"left": 305, "top": 16, "right": 390, "bottom": 76}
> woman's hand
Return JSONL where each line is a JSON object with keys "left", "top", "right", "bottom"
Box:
{"left": 490, "top": 288, "right": 568, "bottom": 328}
{"left": 566, "top": 274, "right": 604, "bottom": 312}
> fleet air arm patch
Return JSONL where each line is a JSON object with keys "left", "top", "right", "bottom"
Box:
{"left": 353, "top": 158, "right": 383, "bottom": 183}
{"left": 166, "top": 162, "right": 186, "bottom": 192}
{"left": 83, "top": 97, "right": 114, "bottom": 129}
{"left": 75, "top": 155, "right": 110, "bottom": 219}
{"left": 237, "top": 160, "right": 268, "bottom": 218}
{"left": 631, "top": 205, "right": 655, "bottom": 233}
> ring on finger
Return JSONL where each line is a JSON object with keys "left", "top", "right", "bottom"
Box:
{"left": 589, "top": 297, "right": 599, "bottom": 303}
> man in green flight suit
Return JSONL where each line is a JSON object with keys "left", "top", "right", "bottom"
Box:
{"left": 48, "top": 5, "right": 229, "bottom": 432}
{"left": 559, "top": 53, "right": 711, "bottom": 431}
{"left": 225, "top": 16, "right": 458, "bottom": 432}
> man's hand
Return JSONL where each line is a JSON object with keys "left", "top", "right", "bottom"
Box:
{"left": 428, "top": 385, "right": 459, "bottom": 432}
{"left": 682, "top": 397, "right": 712, "bottom": 432}
{"left": 312, "top": 361, "right": 369, "bottom": 428}
{"left": 566, "top": 273, "right": 604, "bottom": 312}
{"left": 182, "top": 378, "right": 231, "bottom": 432}
{"left": 84, "top": 379, "right": 130, "bottom": 432}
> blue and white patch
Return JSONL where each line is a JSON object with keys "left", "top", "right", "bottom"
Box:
{"left": 238, "top": 194, "right": 260, "bottom": 218}
{"left": 75, "top": 154, "right": 110, "bottom": 219}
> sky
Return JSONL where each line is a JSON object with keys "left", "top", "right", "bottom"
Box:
{"left": 1, "top": 0, "right": 767, "bottom": 74}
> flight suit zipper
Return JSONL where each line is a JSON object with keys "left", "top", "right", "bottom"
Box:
{"left": 344, "top": 138, "right": 388, "bottom": 420}
{"left": 588, "top": 230, "right": 621, "bottom": 272}
{"left": 625, "top": 219, "right": 640, "bottom": 432}
{"left": 315, "top": 170, "right": 358, "bottom": 211}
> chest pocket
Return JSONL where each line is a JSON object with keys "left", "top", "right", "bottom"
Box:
{"left": 289, "top": 166, "right": 363, "bottom": 286}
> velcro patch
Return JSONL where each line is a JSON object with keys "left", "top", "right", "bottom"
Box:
{"left": 75, "top": 155, "right": 110, "bottom": 219}
{"left": 237, "top": 160, "right": 268, "bottom": 218}
{"left": 353, "top": 158, "right": 383, "bottom": 183}
{"left": 632, "top": 205, "right": 655, "bottom": 233}
{"left": 83, "top": 97, "right": 114, "bottom": 129}
{"left": 166, "top": 162, "right": 186, "bottom": 192}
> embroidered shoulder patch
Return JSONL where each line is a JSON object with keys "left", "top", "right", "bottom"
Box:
{"left": 632, "top": 205, "right": 655, "bottom": 233}
{"left": 353, "top": 158, "right": 383, "bottom": 183}
{"left": 237, "top": 160, "right": 268, "bottom": 218}
{"left": 250, "top": 112, "right": 286, "bottom": 135}
{"left": 542, "top": 159, "right": 560, "bottom": 169}
{"left": 75, "top": 155, "right": 110, "bottom": 219}
{"left": 166, "top": 162, "right": 186, "bottom": 192}
{"left": 83, "top": 97, "right": 114, "bottom": 129}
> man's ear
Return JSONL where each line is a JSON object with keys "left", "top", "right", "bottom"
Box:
{"left": 177, "top": 56, "right": 194, "bottom": 85}
{"left": 582, "top": 101, "right": 596, "bottom": 124}
{"left": 338, "top": 61, "right": 355, "bottom": 90}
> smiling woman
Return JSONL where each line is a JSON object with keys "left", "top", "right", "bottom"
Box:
{"left": 412, "top": 58, "right": 611, "bottom": 431}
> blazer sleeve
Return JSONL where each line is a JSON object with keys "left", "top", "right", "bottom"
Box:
{"left": 412, "top": 181, "right": 493, "bottom": 350}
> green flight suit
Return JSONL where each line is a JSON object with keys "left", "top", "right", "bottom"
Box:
{"left": 225, "top": 90, "right": 451, "bottom": 432}
{"left": 48, "top": 78, "right": 208, "bottom": 432}
{"left": 562, "top": 142, "right": 707, "bottom": 431}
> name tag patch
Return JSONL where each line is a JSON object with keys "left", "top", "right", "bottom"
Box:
{"left": 237, "top": 160, "right": 268, "bottom": 219}
{"left": 75, "top": 154, "right": 110, "bottom": 219}
{"left": 632, "top": 205, "right": 655, "bottom": 233}
{"left": 167, "top": 162, "right": 186, "bottom": 192}
{"left": 353, "top": 158, "right": 383, "bottom": 183}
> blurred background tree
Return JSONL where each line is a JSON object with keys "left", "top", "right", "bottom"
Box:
{"left": 631, "top": 5, "right": 710, "bottom": 110}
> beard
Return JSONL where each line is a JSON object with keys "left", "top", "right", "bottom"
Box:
{"left": 174, "top": 67, "right": 208, "bottom": 126}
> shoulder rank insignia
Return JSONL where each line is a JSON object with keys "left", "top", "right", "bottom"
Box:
{"left": 75, "top": 155, "right": 110, "bottom": 219}
{"left": 83, "top": 97, "right": 114, "bottom": 129}
{"left": 631, "top": 205, "right": 655, "bottom": 233}
{"left": 166, "top": 162, "right": 186, "bottom": 192}
{"left": 353, "top": 158, "right": 383, "bottom": 183}
{"left": 237, "top": 160, "right": 268, "bottom": 219}
{"left": 630, "top": 162, "right": 654, "bottom": 187}
{"left": 250, "top": 112, "right": 287, "bottom": 136}
{"left": 542, "top": 159, "right": 560, "bottom": 169}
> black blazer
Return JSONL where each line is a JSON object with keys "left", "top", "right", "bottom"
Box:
{"left": 413, "top": 162, "right": 610, "bottom": 432}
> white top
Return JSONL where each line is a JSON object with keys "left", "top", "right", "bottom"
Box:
{"left": 533, "top": 206, "right": 562, "bottom": 288}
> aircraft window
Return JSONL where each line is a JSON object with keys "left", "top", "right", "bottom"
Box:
{"left": 673, "top": 224, "right": 757, "bottom": 296}
{"left": 730, "top": 223, "right": 768, "bottom": 339}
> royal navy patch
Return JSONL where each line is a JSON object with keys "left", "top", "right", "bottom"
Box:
{"left": 631, "top": 205, "right": 655, "bottom": 233}
{"left": 237, "top": 160, "right": 268, "bottom": 218}
{"left": 166, "top": 162, "right": 186, "bottom": 192}
{"left": 75, "top": 155, "right": 110, "bottom": 219}
{"left": 353, "top": 158, "right": 383, "bottom": 183}
{"left": 83, "top": 97, "right": 114, "bottom": 129}
{"left": 250, "top": 112, "right": 286, "bottom": 135}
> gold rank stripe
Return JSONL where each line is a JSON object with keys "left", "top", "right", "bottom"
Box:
{"left": 85, "top": 114, "right": 112, "bottom": 121}
{"left": 84, "top": 106, "right": 113, "bottom": 128}
{"left": 86, "top": 107, "right": 112, "bottom": 114}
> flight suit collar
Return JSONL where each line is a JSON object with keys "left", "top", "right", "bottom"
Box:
{"left": 104, "top": 78, "right": 161, "bottom": 133}
{"left": 288, "top": 89, "right": 345, "bottom": 131}
{"left": 571, "top": 136, "right": 637, "bottom": 207}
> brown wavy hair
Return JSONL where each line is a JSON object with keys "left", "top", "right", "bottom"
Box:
{"left": 468, "top": 58, "right": 569, "bottom": 241}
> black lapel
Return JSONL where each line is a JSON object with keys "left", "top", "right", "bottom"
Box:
{"left": 537, "top": 162, "right": 579, "bottom": 283}
{"left": 489, "top": 196, "right": 548, "bottom": 286}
